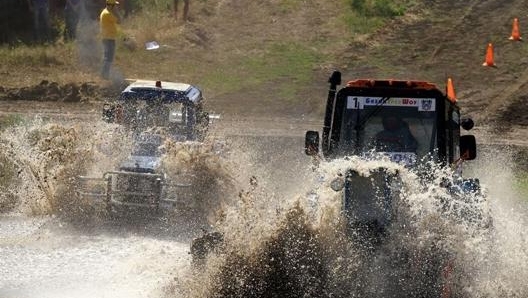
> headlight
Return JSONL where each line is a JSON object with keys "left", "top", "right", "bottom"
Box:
{"left": 330, "top": 177, "right": 345, "bottom": 192}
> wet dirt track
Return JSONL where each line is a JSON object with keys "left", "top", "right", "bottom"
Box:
{"left": 0, "top": 100, "right": 527, "bottom": 298}
{"left": 0, "top": 101, "right": 315, "bottom": 298}
{"left": 0, "top": 216, "right": 189, "bottom": 298}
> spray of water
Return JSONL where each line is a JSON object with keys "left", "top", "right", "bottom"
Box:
{"left": 170, "top": 150, "right": 527, "bottom": 298}
{"left": 0, "top": 117, "right": 132, "bottom": 221}
{"left": 1, "top": 114, "right": 525, "bottom": 297}
{"left": 159, "top": 138, "right": 236, "bottom": 226}
{"left": 459, "top": 147, "right": 528, "bottom": 297}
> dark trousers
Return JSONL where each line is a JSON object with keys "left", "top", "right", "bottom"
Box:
{"left": 174, "top": 0, "right": 189, "bottom": 20}
{"left": 101, "top": 39, "right": 116, "bottom": 79}
{"left": 64, "top": 6, "right": 79, "bottom": 40}
{"left": 32, "top": 3, "right": 50, "bottom": 42}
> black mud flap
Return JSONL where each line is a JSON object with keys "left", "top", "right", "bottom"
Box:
{"left": 343, "top": 168, "right": 401, "bottom": 247}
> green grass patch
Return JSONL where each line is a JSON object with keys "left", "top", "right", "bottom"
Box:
{"left": 201, "top": 42, "right": 321, "bottom": 99}
{"left": 277, "top": 0, "right": 303, "bottom": 13}
{"left": 0, "top": 44, "right": 66, "bottom": 67}
{"left": 350, "top": 0, "right": 406, "bottom": 17}
{"left": 342, "top": 13, "right": 387, "bottom": 35}
{"left": 118, "top": 40, "right": 322, "bottom": 101}
{"left": 342, "top": 0, "right": 417, "bottom": 34}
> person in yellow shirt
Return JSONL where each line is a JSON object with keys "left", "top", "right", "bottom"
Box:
{"left": 100, "top": 0, "right": 121, "bottom": 79}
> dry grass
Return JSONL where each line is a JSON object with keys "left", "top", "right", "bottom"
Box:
{"left": 0, "top": 114, "right": 24, "bottom": 212}
{"left": 0, "top": 43, "right": 103, "bottom": 86}
{"left": 1, "top": 0, "right": 416, "bottom": 105}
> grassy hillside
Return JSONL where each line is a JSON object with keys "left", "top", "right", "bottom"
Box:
{"left": 1, "top": 0, "right": 528, "bottom": 127}
{"left": 343, "top": 0, "right": 528, "bottom": 127}
{"left": 0, "top": 0, "right": 418, "bottom": 114}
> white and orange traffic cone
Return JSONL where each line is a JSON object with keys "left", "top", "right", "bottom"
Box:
{"left": 482, "top": 43, "right": 496, "bottom": 67}
{"left": 509, "top": 18, "right": 522, "bottom": 41}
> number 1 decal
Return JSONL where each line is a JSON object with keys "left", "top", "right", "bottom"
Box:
{"left": 347, "top": 96, "right": 364, "bottom": 109}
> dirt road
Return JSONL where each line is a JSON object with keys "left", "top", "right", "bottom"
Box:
{"left": 0, "top": 101, "right": 315, "bottom": 297}
{"left": 0, "top": 98, "right": 527, "bottom": 297}
{"left": 0, "top": 97, "right": 526, "bottom": 148}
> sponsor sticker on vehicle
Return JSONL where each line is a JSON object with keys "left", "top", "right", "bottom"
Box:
{"left": 347, "top": 96, "right": 436, "bottom": 111}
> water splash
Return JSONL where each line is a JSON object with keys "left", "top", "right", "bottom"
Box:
{"left": 171, "top": 150, "right": 527, "bottom": 298}
{"left": 159, "top": 138, "right": 236, "bottom": 225}
{"left": 0, "top": 117, "right": 131, "bottom": 220}
{"left": 459, "top": 147, "right": 528, "bottom": 297}
{"left": 1, "top": 115, "right": 526, "bottom": 297}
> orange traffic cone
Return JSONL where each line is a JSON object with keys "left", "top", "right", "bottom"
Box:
{"left": 446, "top": 77, "right": 456, "bottom": 102}
{"left": 509, "top": 18, "right": 522, "bottom": 41}
{"left": 482, "top": 43, "right": 496, "bottom": 67}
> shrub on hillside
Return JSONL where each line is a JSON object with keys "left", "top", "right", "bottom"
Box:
{"left": 351, "top": 0, "right": 406, "bottom": 17}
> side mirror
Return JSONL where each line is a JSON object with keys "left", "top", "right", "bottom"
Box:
{"left": 461, "top": 118, "right": 474, "bottom": 130}
{"left": 460, "top": 135, "right": 477, "bottom": 160}
{"left": 305, "top": 131, "right": 320, "bottom": 156}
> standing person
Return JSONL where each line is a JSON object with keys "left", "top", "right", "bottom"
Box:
{"left": 123, "top": 0, "right": 132, "bottom": 18}
{"left": 173, "top": 0, "right": 189, "bottom": 21}
{"left": 27, "top": 0, "right": 50, "bottom": 43}
{"left": 99, "top": 0, "right": 121, "bottom": 79}
{"left": 64, "top": 0, "right": 83, "bottom": 41}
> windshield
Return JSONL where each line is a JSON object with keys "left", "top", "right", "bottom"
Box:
{"left": 337, "top": 96, "right": 437, "bottom": 161}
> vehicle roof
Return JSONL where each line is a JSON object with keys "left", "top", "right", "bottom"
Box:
{"left": 123, "top": 80, "right": 192, "bottom": 92}
{"left": 338, "top": 79, "right": 445, "bottom": 100}
{"left": 345, "top": 79, "right": 439, "bottom": 90}
{"left": 119, "top": 80, "right": 202, "bottom": 104}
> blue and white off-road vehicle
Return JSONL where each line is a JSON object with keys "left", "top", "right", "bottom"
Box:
{"left": 77, "top": 80, "right": 212, "bottom": 216}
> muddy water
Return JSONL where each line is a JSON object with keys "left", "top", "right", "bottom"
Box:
{"left": 0, "top": 215, "right": 189, "bottom": 298}
{"left": 462, "top": 147, "right": 528, "bottom": 296}
{"left": 0, "top": 116, "right": 184, "bottom": 298}
{"left": 0, "top": 112, "right": 311, "bottom": 297}
{"left": 0, "top": 109, "right": 527, "bottom": 298}
{"left": 173, "top": 146, "right": 528, "bottom": 297}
